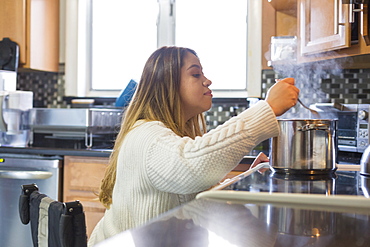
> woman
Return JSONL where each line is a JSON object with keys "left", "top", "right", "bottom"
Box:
{"left": 88, "top": 46, "right": 298, "bottom": 246}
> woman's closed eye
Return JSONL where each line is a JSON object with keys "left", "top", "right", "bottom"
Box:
{"left": 192, "top": 74, "right": 201, "bottom": 78}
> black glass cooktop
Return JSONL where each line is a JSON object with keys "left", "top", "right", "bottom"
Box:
{"left": 227, "top": 169, "right": 369, "bottom": 198}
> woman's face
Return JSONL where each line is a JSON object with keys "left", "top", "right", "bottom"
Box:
{"left": 179, "top": 52, "right": 213, "bottom": 122}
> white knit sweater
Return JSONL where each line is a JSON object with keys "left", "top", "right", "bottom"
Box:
{"left": 88, "top": 100, "right": 279, "bottom": 246}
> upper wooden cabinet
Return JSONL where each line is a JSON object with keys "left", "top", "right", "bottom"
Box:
{"left": 0, "top": 0, "right": 59, "bottom": 72}
{"left": 299, "top": 0, "right": 351, "bottom": 55}
{"left": 263, "top": 0, "right": 370, "bottom": 67}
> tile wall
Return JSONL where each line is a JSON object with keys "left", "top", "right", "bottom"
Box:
{"left": 261, "top": 68, "right": 370, "bottom": 119}
{"left": 205, "top": 98, "right": 249, "bottom": 130}
{"left": 16, "top": 67, "right": 370, "bottom": 118}
{"left": 17, "top": 66, "right": 370, "bottom": 156}
{"left": 17, "top": 66, "right": 66, "bottom": 108}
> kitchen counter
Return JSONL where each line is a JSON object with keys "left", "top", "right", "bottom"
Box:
{"left": 0, "top": 147, "right": 112, "bottom": 157}
{"left": 97, "top": 193, "right": 370, "bottom": 247}
{"left": 95, "top": 166, "right": 370, "bottom": 247}
{"left": 0, "top": 147, "right": 257, "bottom": 164}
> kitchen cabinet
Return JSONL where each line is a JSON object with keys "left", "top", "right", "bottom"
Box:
{"left": 0, "top": 0, "right": 59, "bottom": 72}
{"left": 262, "top": 0, "right": 297, "bottom": 69}
{"left": 62, "top": 154, "right": 252, "bottom": 238}
{"left": 263, "top": 0, "right": 370, "bottom": 67}
{"left": 298, "top": 0, "right": 370, "bottom": 64}
{"left": 299, "top": 0, "right": 351, "bottom": 55}
{"left": 63, "top": 156, "right": 109, "bottom": 238}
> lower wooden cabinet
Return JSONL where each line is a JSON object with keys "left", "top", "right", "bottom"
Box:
{"left": 63, "top": 156, "right": 109, "bottom": 238}
{"left": 63, "top": 155, "right": 251, "bottom": 238}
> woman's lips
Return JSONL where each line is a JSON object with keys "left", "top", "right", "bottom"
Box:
{"left": 204, "top": 90, "right": 213, "bottom": 97}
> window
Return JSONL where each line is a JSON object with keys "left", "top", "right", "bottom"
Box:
{"left": 65, "top": 0, "right": 250, "bottom": 97}
{"left": 176, "top": 0, "right": 248, "bottom": 90}
{"left": 91, "top": 0, "right": 158, "bottom": 90}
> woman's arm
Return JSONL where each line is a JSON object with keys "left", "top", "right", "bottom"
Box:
{"left": 145, "top": 100, "right": 279, "bottom": 194}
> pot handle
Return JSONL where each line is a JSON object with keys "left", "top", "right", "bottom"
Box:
{"left": 298, "top": 123, "right": 328, "bottom": 131}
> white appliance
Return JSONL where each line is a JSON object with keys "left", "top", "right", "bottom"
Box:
{"left": 0, "top": 91, "right": 33, "bottom": 147}
{"left": 0, "top": 70, "right": 17, "bottom": 91}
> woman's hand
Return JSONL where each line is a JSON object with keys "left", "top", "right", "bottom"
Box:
{"left": 250, "top": 152, "right": 270, "bottom": 173}
{"left": 265, "top": 77, "right": 299, "bottom": 116}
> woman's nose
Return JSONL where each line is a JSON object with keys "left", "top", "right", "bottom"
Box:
{"left": 203, "top": 79, "right": 212, "bottom": 87}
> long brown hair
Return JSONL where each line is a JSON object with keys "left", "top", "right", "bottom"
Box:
{"left": 99, "top": 46, "right": 207, "bottom": 208}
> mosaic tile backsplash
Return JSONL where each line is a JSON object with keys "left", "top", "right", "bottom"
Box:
{"left": 205, "top": 98, "right": 250, "bottom": 130}
{"left": 17, "top": 67, "right": 66, "bottom": 108}
{"left": 16, "top": 67, "right": 370, "bottom": 120}
{"left": 261, "top": 68, "right": 370, "bottom": 119}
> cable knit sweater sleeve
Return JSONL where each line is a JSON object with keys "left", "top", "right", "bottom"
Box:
{"left": 144, "top": 100, "right": 279, "bottom": 194}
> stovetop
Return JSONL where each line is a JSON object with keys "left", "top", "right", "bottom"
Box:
{"left": 227, "top": 169, "right": 368, "bottom": 197}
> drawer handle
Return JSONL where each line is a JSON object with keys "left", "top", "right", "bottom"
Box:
{"left": 0, "top": 170, "right": 53, "bottom": 180}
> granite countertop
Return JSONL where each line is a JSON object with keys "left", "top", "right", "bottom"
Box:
{"left": 0, "top": 147, "right": 112, "bottom": 157}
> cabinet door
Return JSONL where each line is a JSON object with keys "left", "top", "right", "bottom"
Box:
{"left": 360, "top": 4, "right": 370, "bottom": 46}
{"left": 299, "top": 0, "right": 351, "bottom": 55}
{"left": 0, "top": 0, "right": 59, "bottom": 71}
{"left": 0, "top": 0, "right": 27, "bottom": 65}
{"left": 28, "top": 0, "right": 59, "bottom": 71}
{"left": 63, "top": 156, "right": 109, "bottom": 238}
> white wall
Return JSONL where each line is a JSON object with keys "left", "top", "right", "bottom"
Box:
{"left": 246, "top": 0, "right": 262, "bottom": 98}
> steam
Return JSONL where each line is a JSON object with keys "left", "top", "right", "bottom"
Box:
{"left": 265, "top": 48, "right": 354, "bottom": 119}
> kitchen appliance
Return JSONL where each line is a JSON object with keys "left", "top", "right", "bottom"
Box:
{"left": 361, "top": 175, "right": 370, "bottom": 197}
{"left": 360, "top": 144, "right": 370, "bottom": 176}
{"left": 0, "top": 153, "right": 62, "bottom": 247}
{"left": 30, "top": 108, "right": 123, "bottom": 149}
{"left": 270, "top": 119, "right": 338, "bottom": 174}
{"left": 270, "top": 172, "right": 336, "bottom": 195}
{"left": 0, "top": 38, "right": 19, "bottom": 92}
{"left": 312, "top": 103, "right": 370, "bottom": 153}
{"left": 221, "top": 167, "right": 363, "bottom": 196}
{"left": 0, "top": 91, "right": 33, "bottom": 147}
{"left": 0, "top": 37, "right": 19, "bottom": 72}
{"left": 0, "top": 70, "right": 17, "bottom": 91}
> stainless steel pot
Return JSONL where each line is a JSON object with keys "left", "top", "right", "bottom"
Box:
{"left": 270, "top": 119, "right": 338, "bottom": 174}
{"left": 360, "top": 175, "right": 370, "bottom": 198}
{"left": 360, "top": 145, "right": 370, "bottom": 176}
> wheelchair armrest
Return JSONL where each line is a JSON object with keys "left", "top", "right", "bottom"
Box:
{"left": 19, "top": 184, "right": 39, "bottom": 224}
{"left": 60, "top": 201, "right": 87, "bottom": 247}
